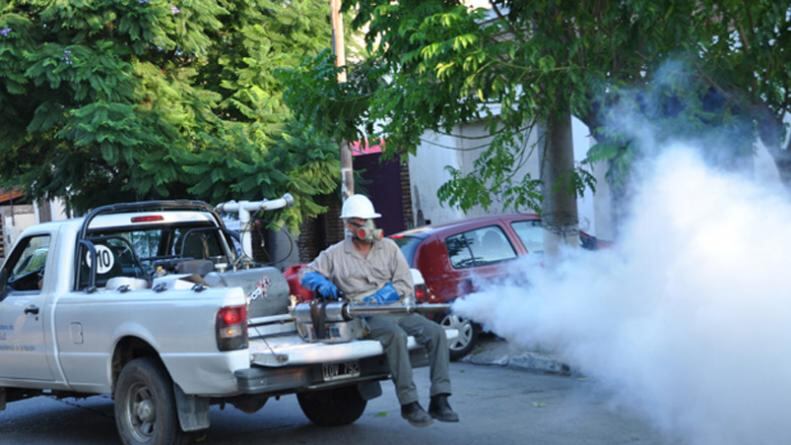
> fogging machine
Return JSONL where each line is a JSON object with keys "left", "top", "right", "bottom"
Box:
{"left": 292, "top": 300, "right": 451, "bottom": 343}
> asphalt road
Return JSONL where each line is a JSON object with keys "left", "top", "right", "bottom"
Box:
{"left": 0, "top": 363, "right": 677, "bottom": 445}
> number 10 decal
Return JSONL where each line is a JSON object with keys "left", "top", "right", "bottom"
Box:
{"left": 85, "top": 245, "right": 115, "bottom": 275}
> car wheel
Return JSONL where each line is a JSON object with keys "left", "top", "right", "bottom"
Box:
{"left": 297, "top": 386, "right": 367, "bottom": 427}
{"left": 114, "top": 358, "right": 189, "bottom": 445}
{"left": 440, "top": 314, "right": 477, "bottom": 361}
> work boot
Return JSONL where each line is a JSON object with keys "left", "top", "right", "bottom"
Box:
{"left": 428, "top": 394, "right": 459, "bottom": 422}
{"left": 401, "top": 401, "right": 433, "bottom": 427}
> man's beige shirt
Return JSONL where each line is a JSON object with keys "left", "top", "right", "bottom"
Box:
{"left": 305, "top": 237, "right": 414, "bottom": 303}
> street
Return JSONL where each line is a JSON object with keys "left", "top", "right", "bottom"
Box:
{"left": 0, "top": 363, "right": 676, "bottom": 445}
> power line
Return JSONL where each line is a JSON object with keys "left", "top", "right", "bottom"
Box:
{"left": 434, "top": 125, "right": 535, "bottom": 140}
{"left": 418, "top": 138, "right": 493, "bottom": 151}
{"left": 419, "top": 128, "right": 538, "bottom": 152}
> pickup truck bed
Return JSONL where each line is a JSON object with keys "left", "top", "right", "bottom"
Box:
{"left": 248, "top": 315, "right": 458, "bottom": 367}
{"left": 238, "top": 314, "right": 458, "bottom": 395}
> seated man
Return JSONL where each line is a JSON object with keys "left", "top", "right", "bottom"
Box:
{"left": 302, "top": 195, "right": 459, "bottom": 428}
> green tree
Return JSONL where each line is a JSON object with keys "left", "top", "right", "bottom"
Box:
{"left": 585, "top": 1, "right": 789, "bottom": 207}
{"left": 285, "top": 0, "right": 789, "bottom": 240}
{"left": 0, "top": 0, "right": 338, "bottom": 230}
{"left": 696, "top": 0, "right": 790, "bottom": 184}
{"left": 285, "top": 0, "right": 706, "bottom": 249}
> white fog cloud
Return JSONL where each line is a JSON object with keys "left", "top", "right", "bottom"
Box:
{"left": 454, "top": 146, "right": 791, "bottom": 445}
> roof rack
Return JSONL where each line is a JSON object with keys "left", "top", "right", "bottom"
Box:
{"left": 73, "top": 200, "right": 224, "bottom": 292}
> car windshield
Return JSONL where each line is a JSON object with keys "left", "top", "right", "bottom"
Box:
{"left": 390, "top": 235, "right": 424, "bottom": 266}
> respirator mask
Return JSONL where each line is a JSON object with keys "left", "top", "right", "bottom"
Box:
{"left": 348, "top": 219, "right": 383, "bottom": 242}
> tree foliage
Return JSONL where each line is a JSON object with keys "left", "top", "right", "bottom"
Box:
{"left": 585, "top": 1, "right": 789, "bottom": 196}
{"left": 0, "top": 0, "right": 339, "bottom": 231}
{"left": 284, "top": 0, "right": 790, "bottom": 214}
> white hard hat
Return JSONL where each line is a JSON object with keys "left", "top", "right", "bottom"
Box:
{"left": 340, "top": 194, "right": 381, "bottom": 219}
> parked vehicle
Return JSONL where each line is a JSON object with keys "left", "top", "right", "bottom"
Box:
{"left": 0, "top": 198, "right": 454, "bottom": 445}
{"left": 391, "top": 214, "right": 608, "bottom": 360}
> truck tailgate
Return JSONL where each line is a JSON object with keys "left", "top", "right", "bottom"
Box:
{"left": 248, "top": 330, "right": 459, "bottom": 367}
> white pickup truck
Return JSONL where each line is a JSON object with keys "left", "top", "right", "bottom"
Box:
{"left": 0, "top": 198, "right": 454, "bottom": 445}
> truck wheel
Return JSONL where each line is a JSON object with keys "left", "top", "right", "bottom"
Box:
{"left": 441, "top": 314, "right": 477, "bottom": 361}
{"left": 114, "top": 358, "right": 188, "bottom": 445}
{"left": 297, "top": 386, "right": 367, "bottom": 427}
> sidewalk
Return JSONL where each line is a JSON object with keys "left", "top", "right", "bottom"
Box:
{"left": 461, "top": 336, "right": 574, "bottom": 376}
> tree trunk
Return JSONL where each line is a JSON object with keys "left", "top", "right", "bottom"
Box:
{"left": 774, "top": 155, "right": 791, "bottom": 190}
{"left": 768, "top": 135, "right": 791, "bottom": 191}
{"left": 541, "top": 111, "right": 579, "bottom": 264}
{"left": 754, "top": 105, "right": 791, "bottom": 190}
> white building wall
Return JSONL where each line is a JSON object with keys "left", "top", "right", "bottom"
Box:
{"left": 2, "top": 209, "right": 36, "bottom": 251}
{"left": 408, "top": 130, "right": 466, "bottom": 226}
{"left": 590, "top": 158, "right": 615, "bottom": 240}
{"left": 571, "top": 116, "right": 614, "bottom": 239}
{"left": 48, "top": 198, "right": 69, "bottom": 221}
{"left": 409, "top": 119, "right": 592, "bottom": 230}
{"left": 1, "top": 199, "right": 67, "bottom": 258}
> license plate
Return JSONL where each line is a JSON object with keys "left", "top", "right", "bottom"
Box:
{"left": 322, "top": 361, "right": 361, "bottom": 382}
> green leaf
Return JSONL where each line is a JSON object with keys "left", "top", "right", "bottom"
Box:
{"left": 0, "top": 0, "right": 339, "bottom": 230}
{"left": 585, "top": 142, "right": 622, "bottom": 163}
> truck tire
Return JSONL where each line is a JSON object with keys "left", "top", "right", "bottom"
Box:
{"left": 441, "top": 314, "right": 478, "bottom": 361}
{"left": 297, "top": 386, "right": 367, "bottom": 427}
{"left": 114, "top": 358, "right": 189, "bottom": 445}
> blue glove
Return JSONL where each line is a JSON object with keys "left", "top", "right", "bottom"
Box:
{"left": 301, "top": 272, "right": 339, "bottom": 300}
{"left": 361, "top": 282, "right": 400, "bottom": 305}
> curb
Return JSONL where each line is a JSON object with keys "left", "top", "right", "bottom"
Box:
{"left": 461, "top": 339, "right": 573, "bottom": 376}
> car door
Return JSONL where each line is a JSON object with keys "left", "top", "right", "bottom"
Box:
{"left": 0, "top": 233, "right": 56, "bottom": 382}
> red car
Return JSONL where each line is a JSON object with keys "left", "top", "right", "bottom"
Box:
{"left": 390, "top": 213, "right": 605, "bottom": 359}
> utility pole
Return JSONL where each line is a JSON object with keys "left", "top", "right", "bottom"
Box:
{"left": 330, "top": 0, "right": 354, "bottom": 200}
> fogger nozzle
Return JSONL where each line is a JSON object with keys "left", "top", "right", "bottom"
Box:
{"left": 292, "top": 301, "right": 451, "bottom": 324}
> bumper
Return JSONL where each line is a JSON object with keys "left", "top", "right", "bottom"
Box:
{"left": 162, "top": 349, "right": 250, "bottom": 396}
{"left": 236, "top": 347, "right": 429, "bottom": 395}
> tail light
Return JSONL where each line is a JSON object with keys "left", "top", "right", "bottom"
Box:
{"left": 216, "top": 305, "right": 248, "bottom": 351}
{"left": 414, "top": 283, "right": 429, "bottom": 303}
{"left": 130, "top": 215, "right": 165, "bottom": 223}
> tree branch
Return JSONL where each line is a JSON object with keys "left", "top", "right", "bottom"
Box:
{"left": 488, "top": 1, "right": 524, "bottom": 44}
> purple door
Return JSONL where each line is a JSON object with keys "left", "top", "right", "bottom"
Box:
{"left": 353, "top": 153, "right": 406, "bottom": 236}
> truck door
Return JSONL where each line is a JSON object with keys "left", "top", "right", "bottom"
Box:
{"left": 0, "top": 234, "right": 55, "bottom": 382}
